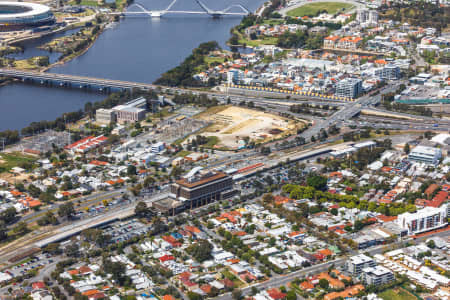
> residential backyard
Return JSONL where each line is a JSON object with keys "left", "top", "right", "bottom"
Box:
{"left": 379, "top": 287, "right": 419, "bottom": 300}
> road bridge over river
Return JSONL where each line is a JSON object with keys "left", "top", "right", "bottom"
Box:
{"left": 0, "top": 68, "right": 157, "bottom": 92}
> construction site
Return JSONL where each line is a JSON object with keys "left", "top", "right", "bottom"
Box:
{"left": 194, "top": 106, "right": 302, "bottom": 149}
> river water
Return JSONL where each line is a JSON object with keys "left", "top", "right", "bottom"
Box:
{"left": 0, "top": 0, "right": 262, "bottom": 131}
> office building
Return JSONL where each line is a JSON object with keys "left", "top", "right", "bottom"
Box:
{"left": 375, "top": 64, "right": 401, "bottom": 80}
{"left": 227, "top": 69, "right": 244, "bottom": 84}
{"left": 396, "top": 205, "right": 447, "bottom": 235}
{"left": 346, "top": 254, "right": 376, "bottom": 275}
{"left": 95, "top": 108, "right": 116, "bottom": 124}
{"left": 335, "top": 78, "right": 363, "bottom": 98}
{"left": 362, "top": 266, "right": 394, "bottom": 285}
{"left": 170, "top": 168, "right": 234, "bottom": 209}
{"left": 151, "top": 142, "right": 165, "bottom": 153}
{"left": 408, "top": 145, "right": 442, "bottom": 165}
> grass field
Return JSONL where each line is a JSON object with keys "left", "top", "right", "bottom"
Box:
{"left": 176, "top": 150, "right": 192, "bottom": 157}
{"left": 379, "top": 288, "right": 418, "bottom": 300}
{"left": 286, "top": 2, "right": 354, "bottom": 17}
{"left": 0, "top": 152, "right": 36, "bottom": 173}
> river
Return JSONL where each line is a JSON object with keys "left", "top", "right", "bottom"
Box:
{"left": 0, "top": 0, "right": 263, "bottom": 131}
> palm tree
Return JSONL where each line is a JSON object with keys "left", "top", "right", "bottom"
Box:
{"left": 149, "top": 235, "right": 155, "bottom": 252}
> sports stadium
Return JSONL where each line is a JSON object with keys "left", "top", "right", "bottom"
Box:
{"left": 0, "top": 2, "right": 55, "bottom": 31}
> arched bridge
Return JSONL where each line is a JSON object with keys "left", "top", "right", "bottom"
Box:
{"left": 116, "top": 0, "right": 250, "bottom": 18}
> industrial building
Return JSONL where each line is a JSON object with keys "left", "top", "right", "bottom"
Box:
{"left": 96, "top": 108, "right": 116, "bottom": 124}
{"left": 95, "top": 97, "right": 147, "bottom": 125}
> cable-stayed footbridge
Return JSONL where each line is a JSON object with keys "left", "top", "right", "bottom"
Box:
{"left": 114, "top": 0, "right": 250, "bottom": 18}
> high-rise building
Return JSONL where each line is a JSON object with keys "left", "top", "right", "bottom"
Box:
{"left": 356, "top": 9, "right": 369, "bottom": 23}
{"left": 335, "top": 78, "right": 362, "bottom": 98}
{"left": 227, "top": 69, "right": 243, "bottom": 84}
{"left": 356, "top": 9, "right": 378, "bottom": 25}
{"left": 369, "top": 10, "right": 378, "bottom": 24}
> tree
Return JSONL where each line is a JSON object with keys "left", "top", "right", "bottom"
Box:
{"left": 262, "top": 193, "right": 275, "bottom": 203}
{"left": 127, "top": 165, "right": 137, "bottom": 176}
{"left": 427, "top": 239, "right": 436, "bottom": 249}
{"left": 1, "top": 207, "right": 17, "bottom": 224}
{"left": 103, "top": 259, "right": 127, "bottom": 285}
{"left": 232, "top": 289, "right": 243, "bottom": 300}
{"left": 424, "top": 131, "right": 434, "bottom": 139}
{"left": 286, "top": 290, "right": 297, "bottom": 300}
{"left": 319, "top": 278, "right": 329, "bottom": 289}
{"left": 43, "top": 243, "right": 62, "bottom": 255}
{"left": 37, "top": 211, "right": 58, "bottom": 226}
{"left": 12, "top": 221, "right": 28, "bottom": 236}
{"left": 0, "top": 222, "right": 7, "bottom": 241}
{"left": 306, "top": 174, "right": 327, "bottom": 190}
{"left": 82, "top": 228, "right": 110, "bottom": 247}
{"left": 58, "top": 202, "right": 75, "bottom": 219}
{"left": 251, "top": 286, "right": 258, "bottom": 296}
{"left": 187, "top": 292, "right": 203, "bottom": 300}
{"left": 143, "top": 176, "right": 156, "bottom": 188}
{"left": 404, "top": 143, "right": 410, "bottom": 154}
{"left": 65, "top": 244, "right": 80, "bottom": 257}
{"left": 135, "top": 201, "right": 150, "bottom": 218}
{"left": 186, "top": 239, "right": 213, "bottom": 262}
{"left": 330, "top": 208, "right": 338, "bottom": 216}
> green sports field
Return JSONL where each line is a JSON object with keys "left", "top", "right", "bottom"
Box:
{"left": 286, "top": 2, "right": 354, "bottom": 17}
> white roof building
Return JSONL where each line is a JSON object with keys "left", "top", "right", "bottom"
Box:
{"left": 396, "top": 205, "right": 448, "bottom": 235}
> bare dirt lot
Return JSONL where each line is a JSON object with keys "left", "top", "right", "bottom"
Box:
{"left": 194, "top": 106, "right": 302, "bottom": 149}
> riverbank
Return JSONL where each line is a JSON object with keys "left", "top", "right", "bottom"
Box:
{"left": 0, "top": 0, "right": 267, "bottom": 132}
{"left": 40, "top": 24, "right": 105, "bottom": 72}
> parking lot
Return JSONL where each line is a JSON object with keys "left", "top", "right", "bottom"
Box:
{"left": 102, "top": 219, "right": 152, "bottom": 244}
{"left": 7, "top": 253, "right": 55, "bottom": 277}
